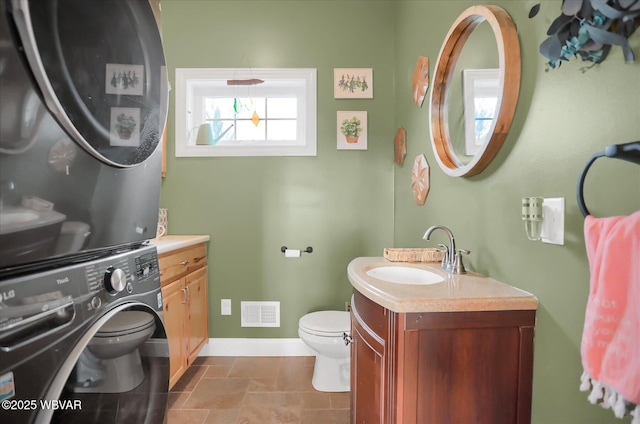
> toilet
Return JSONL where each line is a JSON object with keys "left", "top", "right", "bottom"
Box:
{"left": 298, "top": 310, "right": 351, "bottom": 392}
{"left": 72, "top": 311, "right": 156, "bottom": 393}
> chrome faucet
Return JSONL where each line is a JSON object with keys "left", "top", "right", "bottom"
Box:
{"left": 423, "top": 225, "right": 469, "bottom": 274}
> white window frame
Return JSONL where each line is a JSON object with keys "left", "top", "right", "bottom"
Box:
{"left": 175, "top": 68, "right": 317, "bottom": 157}
{"left": 462, "top": 68, "right": 500, "bottom": 156}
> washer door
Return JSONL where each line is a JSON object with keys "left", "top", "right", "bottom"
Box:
{"left": 10, "top": 0, "right": 168, "bottom": 167}
{"left": 38, "top": 303, "right": 169, "bottom": 424}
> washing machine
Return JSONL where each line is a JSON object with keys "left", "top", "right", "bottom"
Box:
{"left": 0, "top": 0, "right": 170, "bottom": 421}
{"left": 0, "top": 244, "right": 169, "bottom": 424}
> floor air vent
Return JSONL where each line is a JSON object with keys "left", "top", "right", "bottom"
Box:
{"left": 241, "top": 301, "right": 280, "bottom": 327}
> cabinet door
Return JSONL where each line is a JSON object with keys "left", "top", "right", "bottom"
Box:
{"left": 351, "top": 315, "right": 386, "bottom": 424}
{"left": 403, "top": 310, "right": 536, "bottom": 424}
{"left": 162, "top": 278, "right": 187, "bottom": 389}
{"left": 186, "top": 266, "right": 208, "bottom": 365}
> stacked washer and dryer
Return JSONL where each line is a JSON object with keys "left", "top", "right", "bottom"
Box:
{"left": 0, "top": 0, "right": 170, "bottom": 423}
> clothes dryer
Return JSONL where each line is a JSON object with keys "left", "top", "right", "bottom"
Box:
{"left": 1, "top": 0, "right": 168, "bottom": 277}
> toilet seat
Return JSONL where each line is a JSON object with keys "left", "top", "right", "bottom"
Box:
{"left": 77, "top": 310, "right": 157, "bottom": 393}
{"left": 299, "top": 311, "right": 350, "bottom": 337}
{"left": 94, "top": 311, "right": 155, "bottom": 338}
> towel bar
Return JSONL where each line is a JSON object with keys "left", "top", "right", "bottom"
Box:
{"left": 577, "top": 141, "right": 640, "bottom": 217}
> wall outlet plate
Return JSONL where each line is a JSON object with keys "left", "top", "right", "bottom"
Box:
{"left": 221, "top": 299, "right": 232, "bottom": 315}
{"left": 541, "top": 198, "right": 564, "bottom": 245}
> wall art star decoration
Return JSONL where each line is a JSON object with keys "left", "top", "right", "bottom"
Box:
{"left": 394, "top": 127, "right": 407, "bottom": 166}
{"left": 412, "top": 56, "right": 429, "bottom": 107}
{"left": 411, "top": 154, "right": 430, "bottom": 205}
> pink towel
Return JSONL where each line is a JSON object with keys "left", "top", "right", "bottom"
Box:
{"left": 580, "top": 210, "right": 640, "bottom": 421}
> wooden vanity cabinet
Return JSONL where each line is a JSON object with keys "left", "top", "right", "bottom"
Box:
{"left": 350, "top": 290, "right": 535, "bottom": 424}
{"left": 350, "top": 290, "right": 390, "bottom": 423}
{"left": 158, "top": 243, "right": 209, "bottom": 389}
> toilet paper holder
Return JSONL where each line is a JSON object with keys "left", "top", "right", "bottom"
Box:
{"left": 281, "top": 246, "right": 313, "bottom": 255}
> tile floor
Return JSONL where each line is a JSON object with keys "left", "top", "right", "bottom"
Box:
{"left": 167, "top": 356, "right": 351, "bottom": 424}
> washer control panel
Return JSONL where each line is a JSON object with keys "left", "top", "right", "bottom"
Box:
{"left": 0, "top": 244, "right": 160, "bottom": 350}
{"left": 82, "top": 245, "right": 160, "bottom": 314}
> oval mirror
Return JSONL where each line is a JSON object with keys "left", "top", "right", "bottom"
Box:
{"left": 429, "top": 5, "right": 520, "bottom": 177}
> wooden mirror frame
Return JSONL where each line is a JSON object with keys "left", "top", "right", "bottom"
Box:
{"left": 429, "top": 5, "right": 520, "bottom": 177}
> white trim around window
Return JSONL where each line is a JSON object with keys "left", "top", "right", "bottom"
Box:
{"left": 175, "top": 68, "right": 317, "bottom": 157}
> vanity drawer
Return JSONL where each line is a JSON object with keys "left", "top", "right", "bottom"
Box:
{"left": 352, "top": 289, "right": 388, "bottom": 340}
{"left": 158, "top": 243, "right": 206, "bottom": 285}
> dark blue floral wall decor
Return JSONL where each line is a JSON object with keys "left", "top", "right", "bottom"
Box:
{"left": 530, "top": 0, "right": 640, "bottom": 70}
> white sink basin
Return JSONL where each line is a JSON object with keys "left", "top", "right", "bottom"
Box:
{"left": 0, "top": 209, "right": 41, "bottom": 226}
{"left": 366, "top": 266, "right": 444, "bottom": 285}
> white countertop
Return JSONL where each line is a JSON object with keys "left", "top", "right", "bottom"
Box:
{"left": 348, "top": 257, "right": 538, "bottom": 313}
{"left": 149, "top": 235, "right": 210, "bottom": 254}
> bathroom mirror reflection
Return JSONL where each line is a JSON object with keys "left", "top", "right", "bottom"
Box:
{"left": 430, "top": 5, "right": 520, "bottom": 177}
{"left": 445, "top": 21, "right": 499, "bottom": 163}
{"left": 461, "top": 68, "right": 500, "bottom": 157}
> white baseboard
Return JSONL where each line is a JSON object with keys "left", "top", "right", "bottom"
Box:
{"left": 198, "top": 338, "right": 316, "bottom": 357}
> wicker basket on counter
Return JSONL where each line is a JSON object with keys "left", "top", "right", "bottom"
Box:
{"left": 383, "top": 247, "right": 444, "bottom": 263}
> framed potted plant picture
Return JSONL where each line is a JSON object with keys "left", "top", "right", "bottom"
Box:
{"left": 337, "top": 111, "right": 367, "bottom": 150}
{"left": 110, "top": 107, "right": 140, "bottom": 147}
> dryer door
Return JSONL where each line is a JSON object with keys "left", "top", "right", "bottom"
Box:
{"left": 9, "top": 0, "right": 168, "bottom": 167}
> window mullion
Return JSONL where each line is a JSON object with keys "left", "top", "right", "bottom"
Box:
{"left": 264, "top": 97, "right": 268, "bottom": 143}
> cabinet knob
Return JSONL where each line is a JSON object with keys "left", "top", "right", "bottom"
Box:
{"left": 180, "top": 260, "right": 189, "bottom": 266}
{"left": 343, "top": 332, "right": 353, "bottom": 346}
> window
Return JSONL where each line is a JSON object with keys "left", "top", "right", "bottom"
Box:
{"left": 462, "top": 68, "right": 500, "bottom": 156}
{"left": 175, "top": 68, "right": 316, "bottom": 157}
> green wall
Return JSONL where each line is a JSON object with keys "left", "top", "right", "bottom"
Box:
{"left": 160, "top": 0, "right": 395, "bottom": 338}
{"left": 393, "top": 1, "right": 640, "bottom": 424}
{"left": 161, "top": 1, "right": 639, "bottom": 422}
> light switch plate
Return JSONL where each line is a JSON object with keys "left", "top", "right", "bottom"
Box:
{"left": 221, "top": 299, "right": 232, "bottom": 315}
{"left": 541, "top": 198, "right": 564, "bottom": 245}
